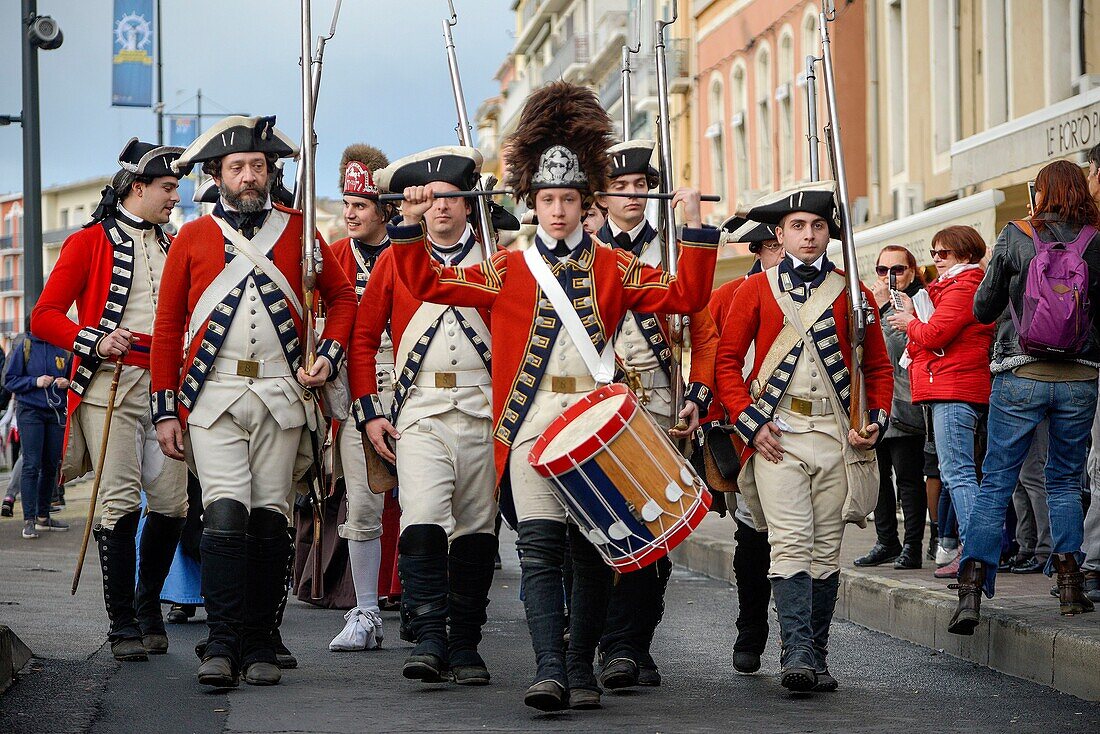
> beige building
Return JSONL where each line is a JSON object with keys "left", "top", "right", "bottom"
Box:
{"left": 854, "top": 0, "right": 1100, "bottom": 276}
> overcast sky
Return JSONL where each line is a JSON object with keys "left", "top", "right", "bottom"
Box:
{"left": 0, "top": 1, "right": 515, "bottom": 198}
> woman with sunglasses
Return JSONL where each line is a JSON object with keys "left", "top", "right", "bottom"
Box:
{"left": 886, "top": 227, "right": 994, "bottom": 586}
{"left": 853, "top": 247, "right": 929, "bottom": 571}
{"left": 948, "top": 160, "right": 1100, "bottom": 633}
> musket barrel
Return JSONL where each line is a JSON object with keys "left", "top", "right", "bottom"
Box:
{"left": 805, "top": 54, "right": 821, "bottom": 182}
{"left": 596, "top": 191, "right": 721, "bottom": 202}
{"left": 379, "top": 189, "right": 510, "bottom": 203}
{"left": 819, "top": 4, "right": 867, "bottom": 429}
{"left": 444, "top": 9, "right": 495, "bottom": 259}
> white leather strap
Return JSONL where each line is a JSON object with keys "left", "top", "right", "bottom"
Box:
{"left": 523, "top": 245, "right": 614, "bottom": 384}
{"left": 213, "top": 213, "right": 303, "bottom": 318}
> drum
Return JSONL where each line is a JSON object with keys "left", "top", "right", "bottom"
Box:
{"left": 528, "top": 383, "right": 711, "bottom": 572}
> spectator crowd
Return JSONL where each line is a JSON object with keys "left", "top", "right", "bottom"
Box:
{"left": 853, "top": 152, "right": 1100, "bottom": 621}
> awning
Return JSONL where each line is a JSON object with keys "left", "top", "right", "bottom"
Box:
{"left": 828, "top": 189, "right": 1005, "bottom": 281}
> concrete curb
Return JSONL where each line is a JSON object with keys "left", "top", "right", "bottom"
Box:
{"left": 0, "top": 625, "right": 33, "bottom": 695}
{"left": 671, "top": 530, "right": 1100, "bottom": 702}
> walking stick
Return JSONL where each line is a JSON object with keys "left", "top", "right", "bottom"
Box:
{"left": 71, "top": 359, "right": 124, "bottom": 595}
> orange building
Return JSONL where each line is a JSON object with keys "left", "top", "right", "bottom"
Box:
{"left": 693, "top": 1, "right": 867, "bottom": 229}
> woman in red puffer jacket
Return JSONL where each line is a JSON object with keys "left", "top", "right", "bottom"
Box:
{"left": 887, "top": 225, "right": 994, "bottom": 577}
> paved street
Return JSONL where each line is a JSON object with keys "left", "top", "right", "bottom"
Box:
{"left": 1, "top": 488, "right": 1098, "bottom": 734}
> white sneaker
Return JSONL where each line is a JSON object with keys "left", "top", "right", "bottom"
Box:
{"left": 935, "top": 544, "right": 959, "bottom": 567}
{"left": 329, "top": 607, "right": 383, "bottom": 651}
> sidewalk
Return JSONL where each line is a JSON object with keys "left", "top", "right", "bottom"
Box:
{"left": 672, "top": 512, "right": 1100, "bottom": 702}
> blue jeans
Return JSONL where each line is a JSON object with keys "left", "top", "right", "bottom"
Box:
{"left": 931, "top": 402, "right": 984, "bottom": 545}
{"left": 16, "top": 405, "right": 64, "bottom": 521}
{"left": 963, "top": 372, "right": 1097, "bottom": 597}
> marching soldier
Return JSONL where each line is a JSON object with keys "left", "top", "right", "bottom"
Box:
{"left": 348, "top": 146, "right": 498, "bottom": 686}
{"left": 704, "top": 217, "right": 783, "bottom": 675}
{"left": 327, "top": 144, "right": 396, "bottom": 652}
{"left": 714, "top": 182, "right": 892, "bottom": 693}
{"left": 149, "top": 115, "right": 356, "bottom": 688}
{"left": 32, "top": 139, "right": 192, "bottom": 662}
{"left": 390, "top": 81, "right": 719, "bottom": 712}
{"left": 593, "top": 138, "right": 719, "bottom": 690}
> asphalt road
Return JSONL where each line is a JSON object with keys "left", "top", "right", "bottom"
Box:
{"left": 2, "top": 513, "right": 1099, "bottom": 734}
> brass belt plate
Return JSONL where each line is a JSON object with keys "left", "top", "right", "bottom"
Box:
{"left": 435, "top": 372, "right": 457, "bottom": 388}
{"left": 551, "top": 376, "right": 576, "bottom": 393}
{"left": 789, "top": 396, "right": 813, "bottom": 416}
{"left": 236, "top": 360, "right": 260, "bottom": 378}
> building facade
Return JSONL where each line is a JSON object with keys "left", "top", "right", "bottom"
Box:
{"left": 477, "top": 0, "right": 697, "bottom": 241}
{"left": 853, "top": 0, "right": 1100, "bottom": 276}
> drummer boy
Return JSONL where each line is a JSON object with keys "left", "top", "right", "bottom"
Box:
{"left": 391, "top": 81, "right": 719, "bottom": 712}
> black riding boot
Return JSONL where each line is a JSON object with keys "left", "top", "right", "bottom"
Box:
{"left": 516, "top": 519, "right": 568, "bottom": 711}
{"left": 95, "top": 510, "right": 146, "bottom": 662}
{"left": 447, "top": 532, "right": 497, "bottom": 685}
{"left": 810, "top": 573, "right": 840, "bottom": 691}
{"left": 732, "top": 518, "right": 772, "bottom": 674}
{"left": 566, "top": 524, "right": 614, "bottom": 707}
{"left": 135, "top": 512, "right": 186, "bottom": 653}
{"left": 271, "top": 527, "right": 297, "bottom": 669}
{"left": 771, "top": 572, "right": 816, "bottom": 692}
{"left": 398, "top": 524, "right": 450, "bottom": 682}
{"left": 197, "top": 499, "right": 248, "bottom": 688}
{"left": 240, "top": 509, "right": 290, "bottom": 686}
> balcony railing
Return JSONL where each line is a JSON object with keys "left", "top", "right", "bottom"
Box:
{"left": 0, "top": 320, "right": 15, "bottom": 334}
{"left": 599, "top": 67, "right": 623, "bottom": 110}
{"left": 542, "top": 34, "right": 590, "bottom": 83}
{"left": 593, "top": 10, "right": 628, "bottom": 53}
{"left": 0, "top": 235, "right": 19, "bottom": 251}
{"left": 0, "top": 278, "right": 15, "bottom": 292}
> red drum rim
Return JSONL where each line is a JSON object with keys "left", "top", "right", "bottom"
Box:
{"left": 528, "top": 383, "right": 638, "bottom": 477}
{"left": 609, "top": 491, "right": 713, "bottom": 572}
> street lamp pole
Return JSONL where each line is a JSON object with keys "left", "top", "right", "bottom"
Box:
{"left": 155, "top": 0, "right": 164, "bottom": 144}
{"left": 22, "top": 0, "right": 45, "bottom": 318}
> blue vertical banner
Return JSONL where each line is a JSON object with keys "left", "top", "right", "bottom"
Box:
{"left": 111, "top": 0, "right": 155, "bottom": 107}
{"left": 169, "top": 116, "right": 199, "bottom": 215}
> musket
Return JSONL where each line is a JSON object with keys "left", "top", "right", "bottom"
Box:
{"left": 804, "top": 52, "right": 821, "bottom": 182}
{"left": 817, "top": 0, "right": 869, "bottom": 432}
{"left": 653, "top": 5, "right": 688, "bottom": 433}
{"left": 293, "top": 0, "right": 343, "bottom": 209}
{"left": 620, "top": 7, "right": 641, "bottom": 139}
{"left": 444, "top": 0, "right": 495, "bottom": 259}
{"left": 299, "top": 0, "right": 326, "bottom": 600}
{"left": 379, "top": 189, "right": 511, "bottom": 202}
{"left": 596, "top": 191, "right": 722, "bottom": 202}
{"left": 71, "top": 360, "right": 124, "bottom": 595}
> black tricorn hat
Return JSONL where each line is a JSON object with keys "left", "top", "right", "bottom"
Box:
{"left": 194, "top": 177, "right": 218, "bottom": 204}
{"left": 607, "top": 139, "right": 659, "bottom": 189}
{"left": 489, "top": 201, "right": 520, "bottom": 231}
{"left": 119, "top": 137, "right": 190, "bottom": 178}
{"left": 173, "top": 115, "right": 298, "bottom": 172}
{"left": 746, "top": 181, "right": 843, "bottom": 240}
{"left": 374, "top": 146, "right": 482, "bottom": 193}
{"left": 720, "top": 215, "right": 779, "bottom": 252}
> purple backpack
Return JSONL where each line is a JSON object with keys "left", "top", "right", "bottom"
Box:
{"left": 1008, "top": 221, "right": 1096, "bottom": 357}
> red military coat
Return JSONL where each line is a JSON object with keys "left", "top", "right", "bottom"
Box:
{"left": 390, "top": 221, "right": 720, "bottom": 485}
{"left": 150, "top": 205, "right": 356, "bottom": 425}
{"left": 346, "top": 244, "right": 491, "bottom": 424}
{"left": 714, "top": 267, "right": 893, "bottom": 462}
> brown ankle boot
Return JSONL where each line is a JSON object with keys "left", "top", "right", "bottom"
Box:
{"left": 947, "top": 560, "right": 985, "bottom": 635}
{"left": 1052, "top": 554, "right": 1096, "bottom": 616}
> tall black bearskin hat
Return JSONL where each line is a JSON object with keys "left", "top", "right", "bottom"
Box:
{"left": 339, "top": 144, "right": 389, "bottom": 196}
{"left": 504, "top": 80, "right": 614, "bottom": 206}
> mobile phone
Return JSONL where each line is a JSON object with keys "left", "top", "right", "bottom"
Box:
{"left": 889, "top": 271, "right": 904, "bottom": 310}
{"left": 1027, "top": 180, "right": 1037, "bottom": 215}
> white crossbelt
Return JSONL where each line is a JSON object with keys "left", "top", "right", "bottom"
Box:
{"left": 523, "top": 244, "right": 614, "bottom": 383}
